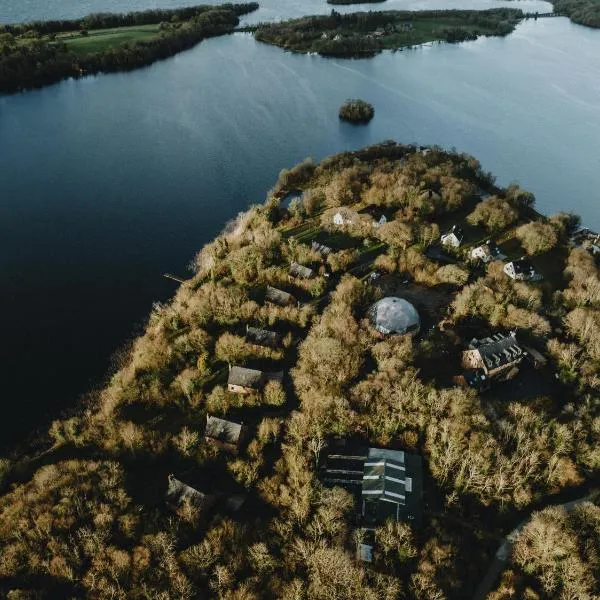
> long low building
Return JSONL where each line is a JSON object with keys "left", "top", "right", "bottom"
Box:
{"left": 322, "top": 447, "right": 423, "bottom": 526}
{"left": 265, "top": 285, "right": 297, "bottom": 307}
{"left": 227, "top": 365, "right": 284, "bottom": 394}
{"left": 246, "top": 325, "right": 282, "bottom": 348}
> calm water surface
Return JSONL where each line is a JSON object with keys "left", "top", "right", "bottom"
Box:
{"left": 0, "top": 0, "right": 554, "bottom": 23}
{"left": 0, "top": 4, "right": 599, "bottom": 447}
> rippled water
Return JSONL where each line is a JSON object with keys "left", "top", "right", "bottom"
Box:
{"left": 0, "top": 2, "right": 599, "bottom": 447}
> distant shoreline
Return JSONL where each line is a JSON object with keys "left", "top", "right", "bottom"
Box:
{"left": 254, "top": 8, "right": 524, "bottom": 59}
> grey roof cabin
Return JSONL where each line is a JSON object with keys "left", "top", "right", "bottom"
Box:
{"left": 246, "top": 325, "right": 281, "bottom": 348}
{"left": 440, "top": 225, "right": 464, "bottom": 248}
{"left": 311, "top": 240, "right": 332, "bottom": 256}
{"left": 227, "top": 365, "right": 283, "bottom": 393}
{"left": 205, "top": 415, "right": 245, "bottom": 452}
{"left": 289, "top": 262, "right": 315, "bottom": 280}
{"left": 265, "top": 285, "right": 296, "bottom": 307}
{"left": 166, "top": 474, "right": 216, "bottom": 512}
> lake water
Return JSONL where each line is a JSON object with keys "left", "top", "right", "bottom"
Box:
{"left": 0, "top": 0, "right": 554, "bottom": 24}
{"left": 1, "top": 2, "right": 599, "bottom": 448}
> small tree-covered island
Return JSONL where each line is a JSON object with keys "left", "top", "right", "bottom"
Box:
{"left": 339, "top": 99, "right": 375, "bottom": 123}
{"left": 1, "top": 142, "right": 600, "bottom": 598}
{"left": 0, "top": 3, "right": 258, "bottom": 94}
{"left": 254, "top": 9, "right": 524, "bottom": 57}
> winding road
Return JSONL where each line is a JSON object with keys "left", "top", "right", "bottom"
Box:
{"left": 472, "top": 492, "right": 598, "bottom": 600}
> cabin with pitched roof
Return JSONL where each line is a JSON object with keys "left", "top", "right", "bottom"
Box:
{"left": 570, "top": 227, "right": 600, "bottom": 256}
{"left": 311, "top": 240, "right": 332, "bottom": 256}
{"left": 332, "top": 207, "right": 360, "bottom": 227}
{"left": 205, "top": 415, "right": 246, "bottom": 453}
{"left": 166, "top": 474, "right": 216, "bottom": 513}
{"left": 246, "top": 325, "right": 281, "bottom": 348}
{"left": 470, "top": 240, "right": 507, "bottom": 263}
{"left": 289, "top": 262, "right": 315, "bottom": 280}
{"left": 227, "top": 366, "right": 284, "bottom": 394}
{"left": 504, "top": 258, "right": 542, "bottom": 281}
{"left": 265, "top": 285, "right": 296, "bottom": 307}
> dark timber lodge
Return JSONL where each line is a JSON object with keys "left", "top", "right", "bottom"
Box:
{"left": 322, "top": 447, "right": 423, "bottom": 526}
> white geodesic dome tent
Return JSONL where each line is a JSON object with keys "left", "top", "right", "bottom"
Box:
{"left": 368, "top": 297, "right": 420, "bottom": 336}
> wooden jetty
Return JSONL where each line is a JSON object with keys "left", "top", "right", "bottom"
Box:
{"left": 163, "top": 273, "right": 185, "bottom": 284}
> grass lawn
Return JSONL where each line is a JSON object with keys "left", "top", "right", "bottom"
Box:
{"left": 57, "top": 25, "right": 161, "bottom": 55}
{"left": 378, "top": 18, "right": 497, "bottom": 49}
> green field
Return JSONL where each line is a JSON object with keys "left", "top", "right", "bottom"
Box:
{"left": 57, "top": 24, "right": 161, "bottom": 55}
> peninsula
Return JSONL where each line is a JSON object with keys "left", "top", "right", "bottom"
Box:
{"left": 1, "top": 142, "right": 599, "bottom": 599}
{"left": 254, "top": 8, "right": 524, "bottom": 57}
{"left": 0, "top": 3, "right": 258, "bottom": 94}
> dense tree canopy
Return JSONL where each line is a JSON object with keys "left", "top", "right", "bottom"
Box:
{"left": 1, "top": 142, "right": 599, "bottom": 599}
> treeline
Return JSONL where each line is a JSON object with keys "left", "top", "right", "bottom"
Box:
{"left": 0, "top": 4, "right": 256, "bottom": 36}
{"left": 0, "top": 4, "right": 258, "bottom": 94}
{"left": 254, "top": 8, "right": 523, "bottom": 57}
{"left": 552, "top": 0, "right": 600, "bottom": 27}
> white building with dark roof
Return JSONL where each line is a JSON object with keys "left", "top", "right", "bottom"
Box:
{"left": 470, "top": 240, "right": 507, "bottom": 263}
{"left": 441, "top": 225, "right": 464, "bottom": 248}
{"left": 358, "top": 205, "right": 389, "bottom": 228}
{"left": 504, "top": 258, "right": 542, "bottom": 282}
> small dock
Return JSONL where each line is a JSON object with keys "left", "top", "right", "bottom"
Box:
{"left": 163, "top": 273, "right": 185, "bottom": 284}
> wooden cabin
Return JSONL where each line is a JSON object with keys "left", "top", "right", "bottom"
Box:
{"left": 265, "top": 285, "right": 296, "bottom": 307}
{"left": 205, "top": 415, "right": 246, "bottom": 453}
{"left": 227, "top": 366, "right": 283, "bottom": 394}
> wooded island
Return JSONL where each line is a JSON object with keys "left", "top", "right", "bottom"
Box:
{"left": 254, "top": 9, "right": 524, "bottom": 57}
{"left": 339, "top": 99, "right": 375, "bottom": 123}
{"left": 1, "top": 141, "right": 599, "bottom": 599}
